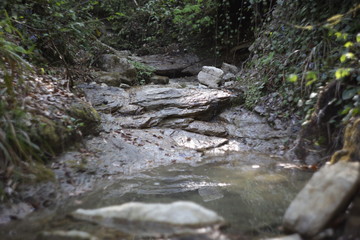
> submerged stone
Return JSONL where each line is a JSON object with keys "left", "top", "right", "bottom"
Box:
{"left": 171, "top": 130, "right": 228, "bottom": 151}
{"left": 283, "top": 161, "right": 360, "bottom": 237}
{"left": 72, "top": 201, "right": 225, "bottom": 237}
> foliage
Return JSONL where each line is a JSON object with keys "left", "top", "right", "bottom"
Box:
{"left": 242, "top": 0, "right": 360, "bottom": 151}
{"left": 129, "top": 60, "right": 155, "bottom": 85}
{"left": 2, "top": 0, "right": 103, "bottom": 66}
{"left": 101, "top": 0, "right": 274, "bottom": 56}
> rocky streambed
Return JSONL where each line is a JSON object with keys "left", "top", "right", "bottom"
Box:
{"left": 0, "top": 52, "right": 316, "bottom": 239}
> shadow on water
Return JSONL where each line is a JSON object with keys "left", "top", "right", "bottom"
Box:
{"left": 0, "top": 152, "right": 312, "bottom": 239}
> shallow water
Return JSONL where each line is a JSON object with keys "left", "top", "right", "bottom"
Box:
{"left": 0, "top": 152, "right": 312, "bottom": 239}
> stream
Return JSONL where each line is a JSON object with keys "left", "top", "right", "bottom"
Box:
{"left": 0, "top": 152, "right": 311, "bottom": 239}
{"left": 0, "top": 54, "right": 313, "bottom": 239}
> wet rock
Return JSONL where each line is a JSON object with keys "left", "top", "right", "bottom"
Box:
{"left": 81, "top": 83, "right": 236, "bottom": 125}
{"left": 283, "top": 161, "right": 360, "bottom": 237}
{"left": 95, "top": 54, "right": 137, "bottom": 84}
{"left": 221, "top": 63, "right": 239, "bottom": 75}
{"left": 171, "top": 130, "right": 228, "bottom": 151}
{"left": 38, "top": 230, "right": 98, "bottom": 240}
{"left": 197, "top": 66, "right": 224, "bottom": 88}
{"left": 150, "top": 75, "right": 169, "bottom": 85}
{"left": 129, "top": 85, "right": 234, "bottom": 120}
{"left": 185, "top": 120, "right": 227, "bottom": 137}
{"left": 219, "top": 107, "right": 286, "bottom": 140}
{"left": 131, "top": 53, "right": 199, "bottom": 77}
{"left": 71, "top": 201, "right": 225, "bottom": 237}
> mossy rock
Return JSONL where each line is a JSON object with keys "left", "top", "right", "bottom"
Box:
{"left": 67, "top": 101, "right": 101, "bottom": 136}
{"left": 330, "top": 118, "right": 360, "bottom": 163}
{"left": 31, "top": 115, "right": 65, "bottom": 154}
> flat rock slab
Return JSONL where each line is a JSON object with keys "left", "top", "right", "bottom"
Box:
{"left": 131, "top": 53, "right": 200, "bottom": 77}
{"left": 72, "top": 201, "right": 225, "bottom": 237}
{"left": 283, "top": 161, "right": 360, "bottom": 237}
{"left": 130, "top": 85, "right": 233, "bottom": 111}
{"left": 81, "top": 84, "right": 237, "bottom": 127}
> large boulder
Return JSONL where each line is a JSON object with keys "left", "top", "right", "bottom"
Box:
{"left": 72, "top": 201, "right": 225, "bottom": 237}
{"left": 283, "top": 161, "right": 360, "bottom": 237}
{"left": 197, "top": 66, "right": 224, "bottom": 88}
{"left": 95, "top": 54, "right": 137, "bottom": 85}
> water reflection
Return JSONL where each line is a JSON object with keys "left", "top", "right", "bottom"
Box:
{"left": 0, "top": 152, "right": 312, "bottom": 239}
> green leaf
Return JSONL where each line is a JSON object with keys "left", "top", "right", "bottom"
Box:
{"left": 340, "top": 105, "right": 351, "bottom": 115}
{"left": 305, "top": 71, "right": 317, "bottom": 86}
{"left": 344, "top": 41, "right": 354, "bottom": 48}
{"left": 342, "top": 88, "right": 358, "bottom": 100}
{"left": 287, "top": 74, "right": 298, "bottom": 83}
{"left": 335, "top": 68, "right": 352, "bottom": 79}
{"left": 340, "top": 52, "right": 355, "bottom": 63}
{"left": 357, "top": 33, "right": 360, "bottom": 43}
{"left": 306, "top": 71, "right": 317, "bottom": 81}
{"left": 4, "top": 25, "right": 12, "bottom": 33}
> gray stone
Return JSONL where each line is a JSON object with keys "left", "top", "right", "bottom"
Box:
{"left": 221, "top": 63, "right": 239, "bottom": 75}
{"left": 150, "top": 75, "right": 169, "bottom": 85}
{"left": 91, "top": 71, "right": 122, "bottom": 86}
{"left": 283, "top": 161, "right": 360, "bottom": 237}
{"left": 197, "top": 66, "right": 224, "bottom": 88}
{"left": 72, "top": 201, "right": 224, "bottom": 237}
{"left": 129, "top": 86, "right": 233, "bottom": 117}
{"left": 181, "top": 63, "right": 203, "bottom": 76}
{"left": 222, "top": 73, "right": 236, "bottom": 82}
{"left": 185, "top": 120, "right": 227, "bottom": 137}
